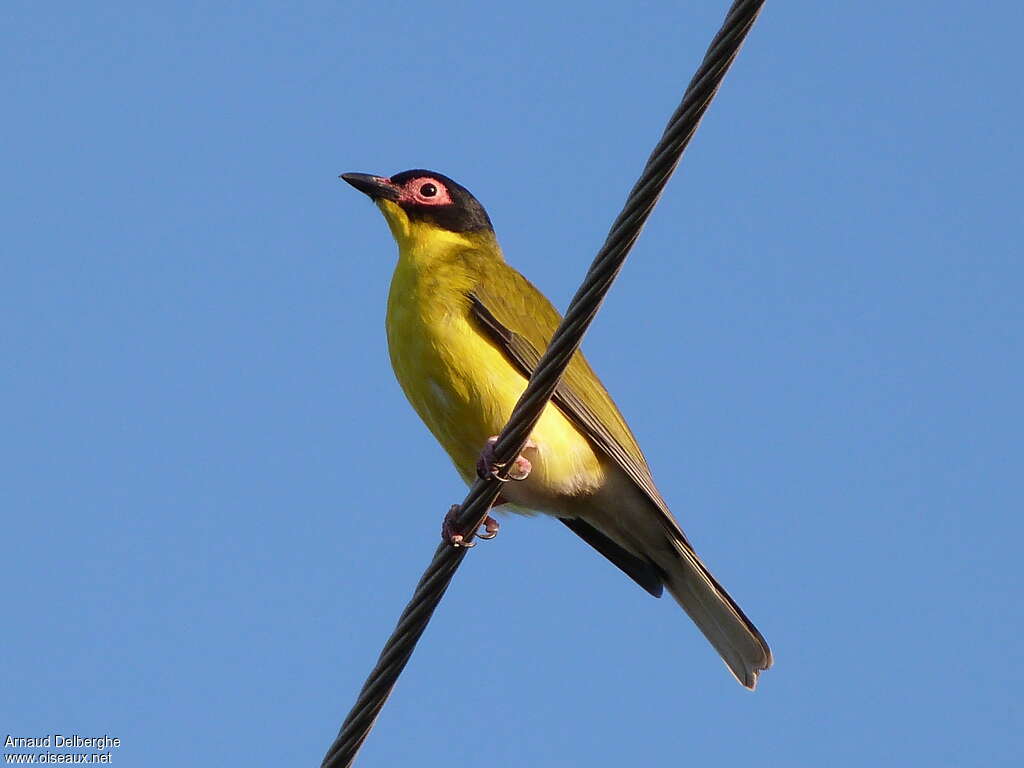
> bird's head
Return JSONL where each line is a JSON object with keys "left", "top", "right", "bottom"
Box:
{"left": 341, "top": 170, "right": 494, "bottom": 249}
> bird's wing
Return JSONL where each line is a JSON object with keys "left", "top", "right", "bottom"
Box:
{"left": 469, "top": 277, "right": 774, "bottom": 687}
{"left": 468, "top": 270, "right": 675, "bottom": 524}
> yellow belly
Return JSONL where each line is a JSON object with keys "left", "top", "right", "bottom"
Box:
{"left": 386, "top": 277, "right": 605, "bottom": 512}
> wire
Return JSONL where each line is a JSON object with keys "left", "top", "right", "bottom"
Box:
{"left": 321, "top": 1, "right": 765, "bottom": 764}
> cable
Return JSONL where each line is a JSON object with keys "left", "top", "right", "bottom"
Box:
{"left": 321, "top": 2, "right": 765, "bottom": 764}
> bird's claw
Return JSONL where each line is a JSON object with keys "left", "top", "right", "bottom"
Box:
{"left": 477, "top": 514, "right": 500, "bottom": 540}
{"left": 442, "top": 505, "right": 501, "bottom": 548}
{"left": 476, "top": 436, "right": 536, "bottom": 482}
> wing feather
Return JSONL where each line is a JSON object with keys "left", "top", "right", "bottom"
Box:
{"left": 468, "top": 276, "right": 674, "bottom": 524}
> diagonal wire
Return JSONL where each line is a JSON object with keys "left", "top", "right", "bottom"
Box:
{"left": 321, "top": 1, "right": 765, "bottom": 765}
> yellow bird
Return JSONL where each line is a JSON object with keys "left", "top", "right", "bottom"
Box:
{"left": 341, "top": 169, "right": 772, "bottom": 689}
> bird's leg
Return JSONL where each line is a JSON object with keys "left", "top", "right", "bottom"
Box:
{"left": 477, "top": 436, "right": 537, "bottom": 482}
{"left": 442, "top": 503, "right": 503, "bottom": 548}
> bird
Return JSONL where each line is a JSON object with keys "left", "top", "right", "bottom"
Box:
{"left": 340, "top": 169, "right": 772, "bottom": 689}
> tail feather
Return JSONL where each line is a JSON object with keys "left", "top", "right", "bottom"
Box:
{"left": 560, "top": 480, "right": 772, "bottom": 688}
{"left": 657, "top": 537, "right": 772, "bottom": 689}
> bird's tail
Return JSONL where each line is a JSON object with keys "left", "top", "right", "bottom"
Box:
{"left": 656, "top": 536, "right": 773, "bottom": 689}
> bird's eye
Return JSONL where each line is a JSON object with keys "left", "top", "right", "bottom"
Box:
{"left": 419, "top": 183, "right": 438, "bottom": 197}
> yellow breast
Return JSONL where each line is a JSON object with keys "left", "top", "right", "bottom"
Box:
{"left": 383, "top": 228, "right": 606, "bottom": 510}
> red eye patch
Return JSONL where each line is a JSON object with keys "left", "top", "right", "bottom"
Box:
{"left": 398, "top": 177, "right": 453, "bottom": 207}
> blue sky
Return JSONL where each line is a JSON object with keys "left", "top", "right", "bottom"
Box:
{"left": 3, "top": 2, "right": 1021, "bottom": 765}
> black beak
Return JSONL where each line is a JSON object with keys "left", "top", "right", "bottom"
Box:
{"left": 340, "top": 172, "right": 400, "bottom": 201}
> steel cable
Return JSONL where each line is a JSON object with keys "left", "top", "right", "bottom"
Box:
{"left": 321, "top": 2, "right": 765, "bottom": 764}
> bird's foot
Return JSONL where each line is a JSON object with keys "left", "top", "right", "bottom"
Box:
{"left": 477, "top": 513, "right": 500, "bottom": 540}
{"left": 476, "top": 436, "right": 536, "bottom": 482}
{"left": 442, "top": 504, "right": 501, "bottom": 548}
